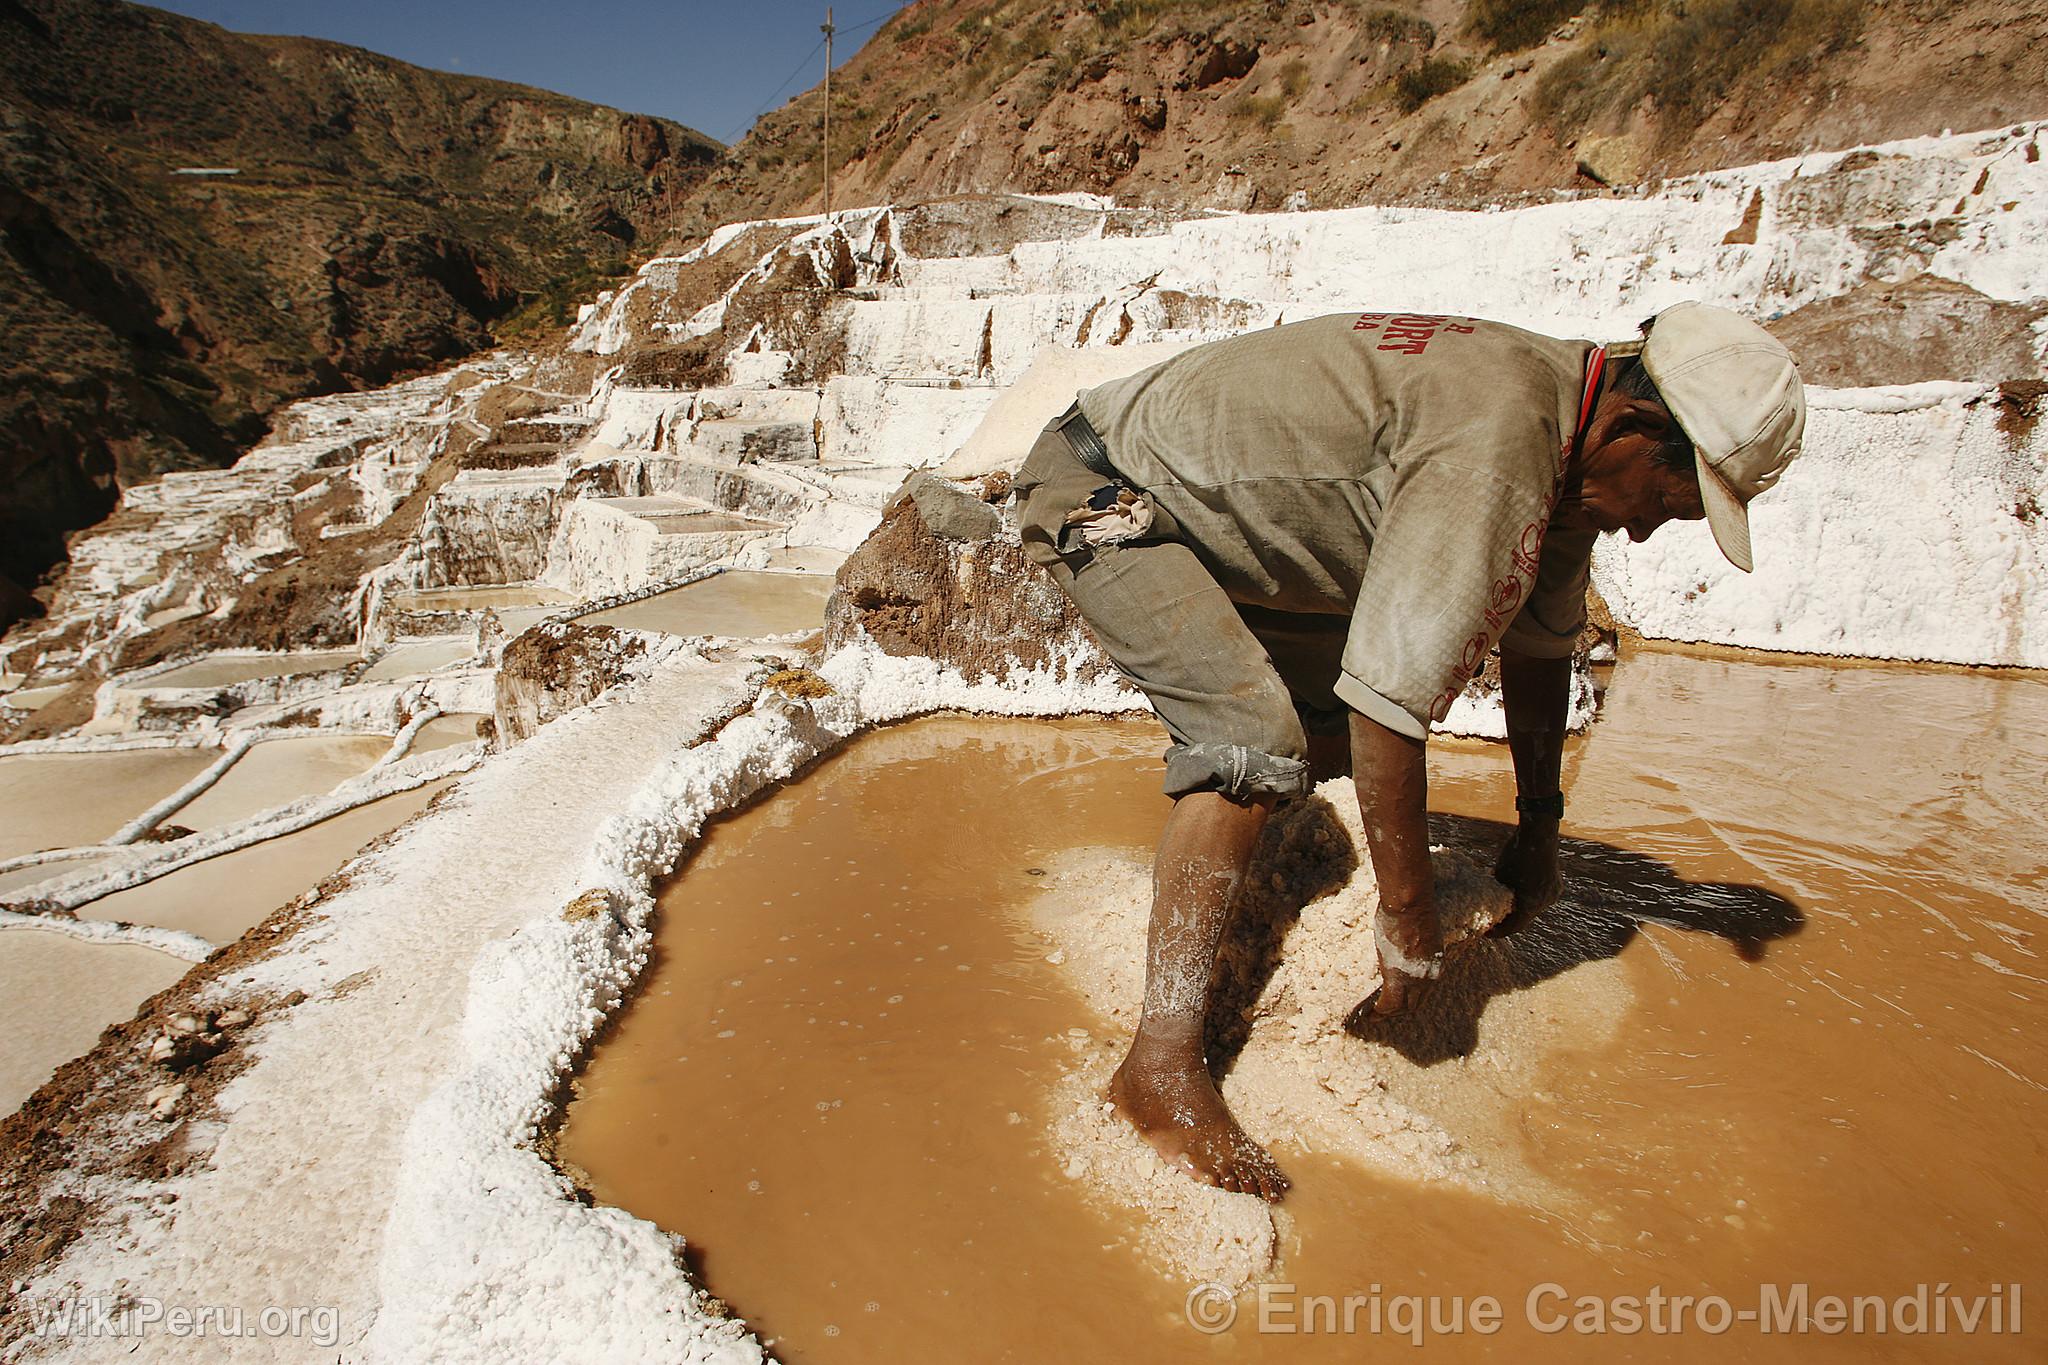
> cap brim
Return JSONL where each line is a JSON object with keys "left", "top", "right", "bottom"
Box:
{"left": 1697, "top": 457, "right": 1753, "bottom": 573}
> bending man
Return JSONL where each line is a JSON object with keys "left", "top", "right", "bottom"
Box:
{"left": 1014, "top": 303, "right": 1805, "bottom": 1200}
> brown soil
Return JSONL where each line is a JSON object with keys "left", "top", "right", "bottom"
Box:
{"left": 0, "top": 680, "right": 97, "bottom": 745}
{"left": 1767, "top": 275, "right": 2048, "bottom": 386}
{"left": 1994, "top": 377, "right": 2047, "bottom": 446}
{"left": 677, "top": 0, "right": 2048, "bottom": 232}
{"left": 492, "top": 620, "right": 654, "bottom": 744}
{"left": 824, "top": 475, "right": 1128, "bottom": 687}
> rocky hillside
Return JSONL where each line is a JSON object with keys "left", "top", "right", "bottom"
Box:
{"left": 679, "top": 0, "right": 2047, "bottom": 227}
{"left": 0, "top": 0, "right": 720, "bottom": 627}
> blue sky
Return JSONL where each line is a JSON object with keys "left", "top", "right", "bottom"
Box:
{"left": 145, "top": 1, "right": 908, "bottom": 146}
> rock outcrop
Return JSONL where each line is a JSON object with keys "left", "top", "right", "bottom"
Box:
{"left": 493, "top": 620, "right": 657, "bottom": 746}
{"left": 825, "top": 471, "right": 1127, "bottom": 688}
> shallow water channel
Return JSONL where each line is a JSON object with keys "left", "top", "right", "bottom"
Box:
{"left": 559, "top": 653, "right": 2047, "bottom": 1362}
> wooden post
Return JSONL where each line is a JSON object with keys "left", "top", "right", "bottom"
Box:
{"left": 821, "top": 7, "right": 835, "bottom": 215}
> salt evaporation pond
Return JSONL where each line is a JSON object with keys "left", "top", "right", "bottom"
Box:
{"left": 584, "top": 572, "right": 833, "bottom": 638}
{"left": 171, "top": 735, "right": 392, "bottom": 831}
{"left": 144, "top": 650, "right": 361, "bottom": 689}
{"left": 386, "top": 585, "right": 570, "bottom": 612}
{"left": 644, "top": 513, "right": 780, "bottom": 534}
{"left": 759, "top": 546, "right": 850, "bottom": 574}
{"left": 82, "top": 780, "right": 451, "bottom": 944}
{"left": 562, "top": 657, "right": 2048, "bottom": 1363}
{"left": 408, "top": 713, "right": 487, "bottom": 753}
{"left": 359, "top": 640, "right": 476, "bottom": 682}
{"left": 0, "top": 933, "right": 188, "bottom": 1115}
{"left": 594, "top": 497, "right": 782, "bottom": 536}
{"left": 0, "top": 748, "right": 216, "bottom": 859}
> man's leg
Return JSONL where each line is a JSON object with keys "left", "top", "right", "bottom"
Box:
{"left": 1015, "top": 436, "right": 1306, "bottom": 1199}
{"left": 1238, "top": 603, "right": 1354, "bottom": 788}
{"left": 1107, "top": 788, "right": 1289, "bottom": 1200}
{"left": 1303, "top": 732, "right": 1351, "bottom": 784}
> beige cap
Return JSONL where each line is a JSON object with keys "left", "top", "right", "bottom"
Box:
{"left": 1641, "top": 302, "right": 1806, "bottom": 573}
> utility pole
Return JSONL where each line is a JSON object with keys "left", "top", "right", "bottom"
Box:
{"left": 821, "top": 6, "right": 835, "bottom": 216}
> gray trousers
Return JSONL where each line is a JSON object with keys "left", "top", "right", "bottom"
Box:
{"left": 1013, "top": 414, "right": 1348, "bottom": 801}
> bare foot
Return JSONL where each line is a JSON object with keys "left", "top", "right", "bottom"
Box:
{"left": 1107, "top": 1050, "right": 1290, "bottom": 1201}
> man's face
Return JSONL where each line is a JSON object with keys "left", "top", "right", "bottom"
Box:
{"left": 1555, "top": 397, "right": 1707, "bottom": 542}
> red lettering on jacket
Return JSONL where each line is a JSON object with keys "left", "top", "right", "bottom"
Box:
{"left": 1351, "top": 312, "right": 1473, "bottom": 356}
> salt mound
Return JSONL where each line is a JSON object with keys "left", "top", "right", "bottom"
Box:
{"left": 1030, "top": 778, "right": 1633, "bottom": 1288}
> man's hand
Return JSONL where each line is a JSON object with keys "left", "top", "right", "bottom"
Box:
{"left": 1490, "top": 820, "right": 1561, "bottom": 936}
{"left": 1349, "top": 710, "right": 1441, "bottom": 1017}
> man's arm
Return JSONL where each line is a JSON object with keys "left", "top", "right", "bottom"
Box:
{"left": 1495, "top": 646, "right": 1570, "bottom": 929}
{"left": 1350, "top": 710, "right": 1441, "bottom": 1014}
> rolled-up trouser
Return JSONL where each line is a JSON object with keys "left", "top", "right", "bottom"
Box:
{"left": 1014, "top": 409, "right": 1349, "bottom": 802}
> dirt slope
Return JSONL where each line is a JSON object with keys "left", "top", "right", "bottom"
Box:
{"left": 678, "top": 0, "right": 2047, "bottom": 229}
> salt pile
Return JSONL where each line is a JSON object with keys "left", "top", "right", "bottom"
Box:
{"left": 1031, "top": 780, "right": 1634, "bottom": 1288}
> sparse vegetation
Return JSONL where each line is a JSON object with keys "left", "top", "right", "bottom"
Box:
{"left": 493, "top": 259, "right": 637, "bottom": 344}
{"left": 1531, "top": 0, "right": 1866, "bottom": 140}
{"left": 1084, "top": 0, "right": 1253, "bottom": 37}
{"left": 1393, "top": 56, "right": 1472, "bottom": 112}
{"left": 1232, "top": 57, "right": 1309, "bottom": 128}
{"left": 1466, "top": 0, "right": 1579, "bottom": 52}
{"left": 1354, "top": 5, "right": 1435, "bottom": 46}
{"left": 888, "top": 14, "right": 933, "bottom": 43}
{"left": 1648, "top": 0, "right": 1864, "bottom": 111}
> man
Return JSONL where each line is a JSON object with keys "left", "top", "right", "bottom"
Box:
{"left": 1013, "top": 302, "right": 1805, "bottom": 1202}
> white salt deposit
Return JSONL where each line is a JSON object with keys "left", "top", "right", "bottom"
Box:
{"left": 1031, "top": 781, "right": 1631, "bottom": 1288}
{"left": 1595, "top": 384, "right": 2047, "bottom": 666}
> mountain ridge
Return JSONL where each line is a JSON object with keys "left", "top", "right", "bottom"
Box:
{"left": 0, "top": 0, "right": 722, "bottom": 625}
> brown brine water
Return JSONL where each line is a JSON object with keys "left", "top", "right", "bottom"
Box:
{"left": 557, "top": 652, "right": 2047, "bottom": 1361}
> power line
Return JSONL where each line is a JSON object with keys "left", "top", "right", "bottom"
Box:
{"left": 822, "top": 7, "right": 835, "bottom": 214}
{"left": 721, "top": 35, "right": 825, "bottom": 144}
{"left": 837, "top": 6, "right": 901, "bottom": 36}
{"left": 718, "top": 4, "right": 906, "bottom": 149}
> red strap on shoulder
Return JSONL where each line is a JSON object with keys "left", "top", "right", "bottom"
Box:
{"left": 1570, "top": 345, "right": 1608, "bottom": 459}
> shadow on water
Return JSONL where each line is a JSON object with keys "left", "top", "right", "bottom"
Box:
{"left": 1204, "top": 800, "right": 1805, "bottom": 1073}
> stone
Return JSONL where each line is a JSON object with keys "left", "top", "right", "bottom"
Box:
{"left": 1576, "top": 134, "right": 1647, "bottom": 188}
{"left": 905, "top": 473, "right": 1002, "bottom": 543}
{"left": 147, "top": 1082, "right": 188, "bottom": 1121}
